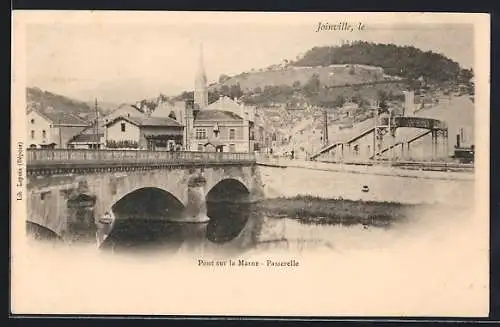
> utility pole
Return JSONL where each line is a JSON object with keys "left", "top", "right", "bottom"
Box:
{"left": 323, "top": 109, "right": 329, "bottom": 147}
{"left": 59, "top": 118, "right": 62, "bottom": 149}
{"left": 372, "top": 101, "right": 378, "bottom": 161}
{"left": 94, "top": 98, "right": 100, "bottom": 154}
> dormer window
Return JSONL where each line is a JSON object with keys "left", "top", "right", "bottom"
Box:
{"left": 30, "top": 119, "right": 35, "bottom": 124}
{"left": 121, "top": 123, "right": 126, "bottom": 132}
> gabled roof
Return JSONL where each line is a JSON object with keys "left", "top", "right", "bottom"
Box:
{"left": 194, "top": 110, "right": 243, "bottom": 121}
{"left": 105, "top": 115, "right": 182, "bottom": 127}
{"left": 109, "top": 103, "right": 145, "bottom": 116}
{"left": 68, "top": 133, "right": 104, "bottom": 143}
{"left": 151, "top": 100, "right": 185, "bottom": 119}
{"left": 206, "top": 96, "right": 242, "bottom": 112}
{"left": 28, "top": 108, "right": 88, "bottom": 126}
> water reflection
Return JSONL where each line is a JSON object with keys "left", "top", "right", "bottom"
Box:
{"left": 206, "top": 202, "right": 250, "bottom": 244}
{"left": 99, "top": 220, "right": 186, "bottom": 254}
{"left": 97, "top": 201, "right": 261, "bottom": 255}
{"left": 26, "top": 221, "right": 63, "bottom": 243}
{"left": 27, "top": 199, "right": 464, "bottom": 257}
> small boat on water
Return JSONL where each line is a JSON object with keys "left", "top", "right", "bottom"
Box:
{"left": 96, "top": 211, "right": 116, "bottom": 247}
{"left": 99, "top": 211, "right": 115, "bottom": 225}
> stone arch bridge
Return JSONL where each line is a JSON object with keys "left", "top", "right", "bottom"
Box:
{"left": 26, "top": 149, "right": 264, "bottom": 243}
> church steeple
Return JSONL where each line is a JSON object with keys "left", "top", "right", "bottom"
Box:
{"left": 194, "top": 43, "right": 208, "bottom": 109}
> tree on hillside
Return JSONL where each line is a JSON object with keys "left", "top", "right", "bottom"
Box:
{"left": 377, "top": 90, "right": 389, "bottom": 114}
{"left": 219, "top": 74, "right": 231, "bottom": 84}
{"left": 208, "top": 90, "right": 221, "bottom": 103}
{"left": 220, "top": 85, "right": 230, "bottom": 97}
{"left": 292, "top": 42, "right": 463, "bottom": 84}
{"left": 175, "top": 91, "right": 194, "bottom": 102}
{"left": 229, "top": 83, "right": 243, "bottom": 99}
{"left": 333, "top": 95, "right": 346, "bottom": 108}
{"left": 303, "top": 74, "right": 321, "bottom": 97}
{"left": 458, "top": 68, "right": 474, "bottom": 84}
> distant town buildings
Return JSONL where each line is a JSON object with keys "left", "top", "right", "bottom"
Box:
{"left": 104, "top": 115, "right": 183, "bottom": 150}
{"left": 185, "top": 45, "right": 258, "bottom": 152}
{"left": 27, "top": 108, "right": 88, "bottom": 149}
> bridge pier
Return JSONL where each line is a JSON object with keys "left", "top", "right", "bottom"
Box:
{"left": 168, "top": 174, "right": 210, "bottom": 223}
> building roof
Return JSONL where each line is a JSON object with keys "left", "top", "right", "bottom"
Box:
{"left": 28, "top": 108, "right": 88, "bottom": 126}
{"left": 68, "top": 133, "right": 104, "bottom": 143}
{"left": 105, "top": 115, "right": 182, "bottom": 128}
{"left": 195, "top": 109, "right": 243, "bottom": 121}
{"left": 110, "top": 103, "right": 145, "bottom": 116}
{"left": 151, "top": 100, "right": 185, "bottom": 119}
{"left": 206, "top": 96, "right": 242, "bottom": 112}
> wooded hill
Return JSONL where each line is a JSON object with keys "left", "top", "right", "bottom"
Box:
{"left": 187, "top": 41, "right": 473, "bottom": 109}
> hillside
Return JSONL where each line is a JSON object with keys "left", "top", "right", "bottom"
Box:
{"left": 26, "top": 87, "right": 108, "bottom": 122}
{"left": 210, "top": 64, "right": 395, "bottom": 93}
{"left": 203, "top": 41, "right": 472, "bottom": 109}
{"left": 292, "top": 41, "right": 473, "bottom": 84}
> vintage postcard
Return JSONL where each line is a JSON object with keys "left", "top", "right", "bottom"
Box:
{"left": 11, "top": 11, "right": 490, "bottom": 317}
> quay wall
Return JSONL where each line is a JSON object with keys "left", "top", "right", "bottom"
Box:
{"left": 258, "top": 159, "right": 474, "bottom": 207}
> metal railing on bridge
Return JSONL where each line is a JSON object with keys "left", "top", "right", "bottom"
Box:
{"left": 27, "top": 149, "right": 256, "bottom": 167}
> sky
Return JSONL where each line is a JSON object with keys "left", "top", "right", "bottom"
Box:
{"left": 23, "top": 12, "right": 476, "bottom": 104}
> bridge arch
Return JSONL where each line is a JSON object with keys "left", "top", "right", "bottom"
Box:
{"left": 110, "top": 187, "right": 185, "bottom": 221}
{"left": 205, "top": 178, "right": 251, "bottom": 203}
{"left": 26, "top": 221, "right": 63, "bottom": 241}
{"left": 205, "top": 178, "right": 252, "bottom": 244}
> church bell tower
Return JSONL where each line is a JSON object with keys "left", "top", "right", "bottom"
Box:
{"left": 194, "top": 43, "right": 208, "bottom": 109}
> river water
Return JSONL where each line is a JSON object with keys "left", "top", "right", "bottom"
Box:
{"left": 26, "top": 198, "right": 475, "bottom": 259}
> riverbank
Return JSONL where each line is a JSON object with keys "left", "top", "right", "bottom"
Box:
{"left": 257, "top": 158, "right": 474, "bottom": 181}
{"left": 257, "top": 195, "right": 428, "bottom": 227}
{"left": 259, "top": 165, "right": 474, "bottom": 206}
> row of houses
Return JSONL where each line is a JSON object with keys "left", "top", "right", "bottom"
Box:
{"left": 27, "top": 95, "right": 266, "bottom": 153}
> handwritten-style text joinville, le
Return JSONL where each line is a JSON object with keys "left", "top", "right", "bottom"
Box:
{"left": 315, "top": 22, "right": 365, "bottom": 32}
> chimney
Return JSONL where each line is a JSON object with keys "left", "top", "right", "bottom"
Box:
{"left": 404, "top": 90, "right": 415, "bottom": 116}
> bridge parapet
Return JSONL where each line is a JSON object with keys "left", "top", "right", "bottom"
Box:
{"left": 27, "top": 149, "right": 256, "bottom": 174}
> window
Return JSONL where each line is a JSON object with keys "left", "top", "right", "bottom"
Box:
{"left": 229, "top": 129, "right": 236, "bottom": 140}
{"left": 168, "top": 111, "right": 177, "bottom": 120}
{"left": 30, "top": 130, "right": 35, "bottom": 139}
{"left": 459, "top": 127, "right": 466, "bottom": 143}
{"left": 197, "top": 144, "right": 203, "bottom": 151}
{"left": 229, "top": 144, "right": 236, "bottom": 152}
{"left": 42, "top": 130, "right": 46, "bottom": 139}
{"left": 121, "top": 123, "right": 126, "bottom": 132}
{"left": 250, "top": 131, "right": 255, "bottom": 140}
{"left": 30, "top": 119, "right": 35, "bottom": 124}
{"left": 195, "top": 128, "right": 207, "bottom": 139}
